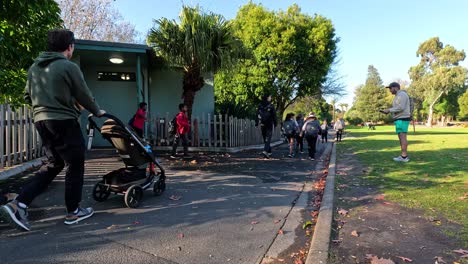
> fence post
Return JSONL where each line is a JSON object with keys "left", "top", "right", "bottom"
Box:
{"left": 213, "top": 114, "right": 218, "bottom": 147}
{"left": 0, "top": 105, "right": 4, "bottom": 169}
{"left": 218, "top": 114, "right": 223, "bottom": 148}
{"left": 207, "top": 113, "right": 211, "bottom": 147}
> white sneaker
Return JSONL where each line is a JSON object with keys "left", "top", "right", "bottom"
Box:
{"left": 393, "top": 156, "right": 409, "bottom": 162}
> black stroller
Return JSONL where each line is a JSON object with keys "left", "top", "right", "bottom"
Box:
{"left": 87, "top": 113, "right": 166, "bottom": 208}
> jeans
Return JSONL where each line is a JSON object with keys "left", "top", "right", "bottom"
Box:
{"left": 305, "top": 135, "right": 318, "bottom": 158}
{"left": 261, "top": 125, "right": 273, "bottom": 153}
{"left": 172, "top": 133, "right": 189, "bottom": 156}
{"left": 321, "top": 130, "right": 328, "bottom": 143}
{"left": 17, "top": 119, "right": 85, "bottom": 213}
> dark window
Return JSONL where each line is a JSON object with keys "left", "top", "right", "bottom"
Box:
{"left": 97, "top": 72, "right": 136, "bottom": 82}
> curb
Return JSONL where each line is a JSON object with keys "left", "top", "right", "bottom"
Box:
{"left": 306, "top": 141, "right": 337, "bottom": 264}
{"left": 0, "top": 158, "right": 44, "bottom": 181}
{"left": 259, "top": 142, "right": 333, "bottom": 263}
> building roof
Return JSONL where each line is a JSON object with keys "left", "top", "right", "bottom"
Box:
{"left": 75, "top": 39, "right": 151, "bottom": 53}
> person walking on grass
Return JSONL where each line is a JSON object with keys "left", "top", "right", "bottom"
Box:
{"left": 170, "top": 104, "right": 192, "bottom": 159}
{"left": 334, "top": 118, "right": 345, "bottom": 142}
{"left": 320, "top": 120, "right": 329, "bottom": 143}
{"left": 381, "top": 82, "right": 411, "bottom": 162}
{"left": 301, "top": 113, "right": 322, "bottom": 160}
{"left": 283, "top": 113, "right": 299, "bottom": 158}
{"left": 0, "top": 29, "right": 106, "bottom": 231}
{"left": 130, "top": 102, "right": 147, "bottom": 138}
{"left": 255, "top": 94, "right": 277, "bottom": 158}
{"left": 295, "top": 114, "right": 305, "bottom": 154}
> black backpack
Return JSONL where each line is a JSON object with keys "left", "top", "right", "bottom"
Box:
{"left": 283, "top": 120, "right": 297, "bottom": 136}
{"left": 168, "top": 115, "right": 178, "bottom": 136}
{"left": 128, "top": 114, "right": 136, "bottom": 126}
{"left": 258, "top": 104, "right": 273, "bottom": 125}
{"left": 304, "top": 121, "right": 320, "bottom": 137}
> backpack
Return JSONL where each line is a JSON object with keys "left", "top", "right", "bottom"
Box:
{"left": 304, "top": 121, "right": 320, "bottom": 137}
{"left": 258, "top": 104, "right": 273, "bottom": 124}
{"left": 283, "top": 120, "right": 297, "bottom": 137}
{"left": 128, "top": 114, "right": 136, "bottom": 126}
{"left": 168, "top": 115, "right": 178, "bottom": 136}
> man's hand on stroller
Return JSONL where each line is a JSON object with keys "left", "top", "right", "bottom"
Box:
{"left": 97, "top": 110, "right": 107, "bottom": 117}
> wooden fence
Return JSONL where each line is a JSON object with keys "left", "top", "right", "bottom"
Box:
{"left": 147, "top": 113, "right": 282, "bottom": 148}
{"left": 1, "top": 104, "right": 43, "bottom": 169}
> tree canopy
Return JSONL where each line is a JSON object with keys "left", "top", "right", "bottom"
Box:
{"left": 57, "top": 0, "right": 139, "bottom": 43}
{"left": 214, "top": 3, "right": 338, "bottom": 120}
{"left": 351, "top": 65, "right": 388, "bottom": 122}
{"left": 409, "top": 37, "right": 467, "bottom": 126}
{"left": 0, "top": 0, "right": 62, "bottom": 106}
{"left": 147, "top": 6, "right": 244, "bottom": 118}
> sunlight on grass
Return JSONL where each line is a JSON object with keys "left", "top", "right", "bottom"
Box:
{"left": 340, "top": 126, "right": 468, "bottom": 245}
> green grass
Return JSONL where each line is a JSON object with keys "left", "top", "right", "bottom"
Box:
{"left": 339, "top": 126, "right": 468, "bottom": 245}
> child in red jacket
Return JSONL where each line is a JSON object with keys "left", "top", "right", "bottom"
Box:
{"left": 170, "top": 104, "right": 192, "bottom": 159}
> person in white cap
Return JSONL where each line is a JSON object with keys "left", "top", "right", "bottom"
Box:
{"left": 300, "top": 113, "right": 322, "bottom": 160}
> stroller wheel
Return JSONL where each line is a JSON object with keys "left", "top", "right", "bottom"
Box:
{"left": 93, "top": 181, "right": 111, "bottom": 202}
{"left": 125, "top": 185, "right": 143, "bottom": 208}
{"left": 153, "top": 179, "right": 166, "bottom": 196}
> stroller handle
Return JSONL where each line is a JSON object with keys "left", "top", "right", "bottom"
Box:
{"left": 88, "top": 113, "right": 127, "bottom": 132}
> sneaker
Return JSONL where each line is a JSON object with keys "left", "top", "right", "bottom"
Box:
{"left": 393, "top": 156, "right": 410, "bottom": 162}
{"left": 169, "top": 155, "right": 177, "bottom": 159}
{"left": 262, "top": 151, "right": 269, "bottom": 158}
{"left": 0, "top": 201, "right": 31, "bottom": 231}
{"left": 308, "top": 157, "right": 315, "bottom": 161}
{"left": 300, "top": 151, "right": 304, "bottom": 154}
{"left": 183, "top": 155, "right": 193, "bottom": 159}
{"left": 287, "top": 154, "right": 293, "bottom": 158}
{"left": 64, "top": 207, "right": 94, "bottom": 225}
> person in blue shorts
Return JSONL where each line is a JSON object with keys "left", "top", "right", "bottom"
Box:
{"left": 382, "top": 82, "right": 411, "bottom": 162}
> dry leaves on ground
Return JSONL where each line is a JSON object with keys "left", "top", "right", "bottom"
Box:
{"left": 366, "top": 254, "right": 395, "bottom": 264}
{"left": 278, "top": 229, "right": 284, "bottom": 235}
{"left": 251, "top": 220, "right": 259, "bottom": 225}
{"left": 190, "top": 160, "right": 198, "bottom": 165}
{"left": 274, "top": 219, "right": 281, "bottom": 224}
{"left": 106, "top": 224, "right": 119, "bottom": 230}
{"left": 338, "top": 208, "right": 349, "bottom": 216}
{"left": 178, "top": 233, "right": 184, "bottom": 238}
{"left": 351, "top": 230, "right": 359, "bottom": 237}
{"left": 396, "top": 256, "right": 413, "bottom": 262}
{"left": 169, "top": 195, "right": 181, "bottom": 201}
{"left": 375, "top": 194, "right": 385, "bottom": 200}
{"left": 434, "top": 256, "right": 447, "bottom": 263}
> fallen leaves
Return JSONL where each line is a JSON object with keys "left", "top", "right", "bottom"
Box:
{"left": 453, "top": 248, "right": 468, "bottom": 257}
{"left": 106, "top": 224, "right": 119, "bottom": 230}
{"left": 351, "top": 230, "right": 359, "bottom": 237}
{"left": 278, "top": 229, "right": 284, "bottom": 235}
{"left": 190, "top": 160, "right": 198, "bottom": 165}
{"left": 365, "top": 254, "right": 395, "bottom": 264}
{"left": 433, "top": 256, "right": 446, "bottom": 263}
{"left": 169, "top": 195, "right": 181, "bottom": 201}
{"left": 274, "top": 219, "right": 282, "bottom": 224}
{"left": 338, "top": 208, "right": 349, "bottom": 216}
{"left": 132, "top": 221, "right": 141, "bottom": 225}
{"left": 396, "top": 256, "right": 413, "bottom": 262}
{"left": 302, "top": 220, "right": 313, "bottom": 229}
{"left": 250, "top": 220, "right": 259, "bottom": 225}
{"left": 375, "top": 194, "right": 385, "bottom": 201}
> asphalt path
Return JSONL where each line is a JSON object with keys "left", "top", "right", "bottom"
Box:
{"left": 0, "top": 142, "right": 327, "bottom": 264}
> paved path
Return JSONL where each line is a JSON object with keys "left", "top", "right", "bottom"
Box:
{"left": 0, "top": 142, "right": 330, "bottom": 264}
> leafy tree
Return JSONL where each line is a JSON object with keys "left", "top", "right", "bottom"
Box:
{"left": 57, "top": 0, "right": 139, "bottom": 43}
{"left": 458, "top": 89, "right": 468, "bottom": 119}
{"left": 147, "top": 6, "right": 243, "bottom": 119}
{"left": 0, "top": 0, "right": 62, "bottom": 106}
{"left": 409, "top": 37, "right": 467, "bottom": 126}
{"left": 215, "top": 3, "right": 338, "bottom": 121}
{"left": 352, "top": 65, "right": 388, "bottom": 122}
{"left": 286, "top": 96, "right": 332, "bottom": 121}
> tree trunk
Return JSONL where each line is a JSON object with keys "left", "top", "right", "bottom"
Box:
{"left": 182, "top": 68, "right": 204, "bottom": 120}
{"left": 426, "top": 91, "right": 444, "bottom": 127}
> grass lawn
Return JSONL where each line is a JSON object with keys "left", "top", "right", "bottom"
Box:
{"left": 338, "top": 126, "right": 468, "bottom": 245}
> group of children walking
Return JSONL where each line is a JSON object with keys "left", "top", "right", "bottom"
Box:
{"left": 282, "top": 112, "right": 329, "bottom": 160}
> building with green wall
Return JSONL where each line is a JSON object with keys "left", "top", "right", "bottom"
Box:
{"left": 73, "top": 39, "right": 214, "bottom": 146}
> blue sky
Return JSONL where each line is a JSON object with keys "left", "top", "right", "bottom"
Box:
{"left": 114, "top": 0, "right": 468, "bottom": 105}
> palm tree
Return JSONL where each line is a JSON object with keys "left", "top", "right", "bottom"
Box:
{"left": 147, "top": 6, "right": 243, "bottom": 118}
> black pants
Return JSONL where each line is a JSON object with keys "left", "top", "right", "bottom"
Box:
{"left": 336, "top": 129, "right": 343, "bottom": 141}
{"left": 296, "top": 135, "right": 304, "bottom": 152}
{"left": 132, "top": 126, "right": 143, "bottom": 138}
{"left": 17, "top": 119, "right": 85, "bottom": 213}
{"left": 172, "top": 133, "right": 189, "bottom": 156}
{"left": 321, "top": 130, "right": 328, "bottom": 143}
{"left": 305, "top": 135, "right": 318, "bottom": 158}
{"left": 261, "top": 126, "right": 273, "bottom": 153}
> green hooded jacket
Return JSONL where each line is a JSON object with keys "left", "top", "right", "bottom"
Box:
{"left": 24, "top": 52, "right": 100, "bottom": 122}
